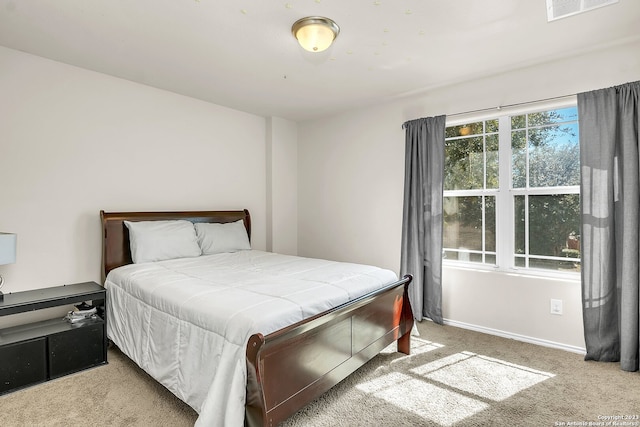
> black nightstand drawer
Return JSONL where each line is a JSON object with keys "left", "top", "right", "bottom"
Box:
{"left": 0, "top": 338, "right": 47, "bottom": 393}
{"left": 49, "top": 322, "right": 105, "bottom": 379}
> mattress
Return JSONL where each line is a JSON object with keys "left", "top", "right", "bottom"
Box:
{"left": 105, "top": 249, "right": 398, "bottom": 426}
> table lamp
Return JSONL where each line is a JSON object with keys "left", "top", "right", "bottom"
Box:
{"left": 0, "top": 232, "right": 17, "bottom": 301}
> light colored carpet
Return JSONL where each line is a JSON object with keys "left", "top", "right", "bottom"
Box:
{"left": 1, "top": 321, "right": 638, "bottom": 426}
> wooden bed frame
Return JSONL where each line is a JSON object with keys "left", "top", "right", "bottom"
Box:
{"left": 100, "top": 209, "right": 414, "bottom": 427}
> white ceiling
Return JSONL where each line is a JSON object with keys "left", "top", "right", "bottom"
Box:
{"left": 1, "top": 0, "right": 638, "bottom": 121}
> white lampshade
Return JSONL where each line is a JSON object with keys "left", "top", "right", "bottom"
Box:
{"left": 292, "top": 17, "right": 339, "bottom": 53}
{"left": 0, "top": 233, "right": 17, "bottom": 265}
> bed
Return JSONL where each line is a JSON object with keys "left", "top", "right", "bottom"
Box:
{"left": 100, "top": 209, "right": 414, "bottom": 427}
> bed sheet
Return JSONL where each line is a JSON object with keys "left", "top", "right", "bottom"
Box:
{"left": 105, "top": 250, "right": 397, "bottom": 426}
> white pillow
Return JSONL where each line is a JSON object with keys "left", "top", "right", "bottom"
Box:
{"left": 124, "top": 220, "right": 201, "bottom": 263}
{"left": 195, "top": 220, "right": 251, "bottom": 255}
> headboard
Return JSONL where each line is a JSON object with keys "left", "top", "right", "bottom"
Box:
{"left": 100, "top": 209, "right": 251, "bottom": 281}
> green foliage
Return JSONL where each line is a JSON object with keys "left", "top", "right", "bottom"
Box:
{"left": 443, "top": 196, "right": 496, "bottom": 253}
{"left": 444, "top": 120, "right": 499, "bottom": 191}
{"left": 515, "top": 194, "right": 581, "bottom": 257}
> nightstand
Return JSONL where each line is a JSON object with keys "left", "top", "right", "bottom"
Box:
{"left": 0, "top": 282, "right": 107, "bottom": 394}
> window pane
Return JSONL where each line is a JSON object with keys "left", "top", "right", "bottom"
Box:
{"left": 511, "top": 130, "right": 526, "bottom": 188}
{"left": 511, "top": 115, "right": 526, "bottom": 130}
{"left": 514, "top": 194, "right": 581, "bottom": 272}
{"left": 486, "top": 134, "right": 499, "bottom": 189}
{"left": 443, "top": 196, "right": 495, "bottom": 265}
{"left": 528, "top": 123, "right": 580, "bottom": 187}
{"left": 469, "top": 253, "right": 483, "bottom": 263}
{"left": 528, "top": 194, "right": 580, "bottom": 258}
{"left": 528, "top": 107, "right": 578, "bottom": 126}
{"left": 443, "top": 250, "right": 494, "bottom": 265}
{"left": 512, "top": 107, "right": 580, "bottom": 190}
{"left": 443, "top": 196, "right": 483, "bottom": 251}
{"left": 445, "top": 136, "right": 484, "bottom": 190}
{"left": 514, "top": 195, "right": 525, "bottom": 255}
{"left": 445, "top": 121, "right": 483, "bottom": 138}
{"left": 485, "top": 196, "right": 496, "bottom": 252}
{"left": 529, "top": 258, "right": 580, "bottom": 272}
{"left": 443, "top": 250, "right": 457, "bottom": 261}
{"left": 485, "top": 119, "right": 499, "bottom": 133}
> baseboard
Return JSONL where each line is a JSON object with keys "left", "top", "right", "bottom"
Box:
{"left": 441, "top": 318, "right": 587, "bottom": 355}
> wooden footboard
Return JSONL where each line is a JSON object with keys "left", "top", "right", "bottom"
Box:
{"left": 245, "top": 274, "right": 414, "bottom": 427}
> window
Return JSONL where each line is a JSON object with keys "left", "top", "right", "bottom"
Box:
{"left": 443, "top": 105, "right": 580, "bottom": 274}
{"left": 443, "top": 120, "right": 498, "bottom": 265}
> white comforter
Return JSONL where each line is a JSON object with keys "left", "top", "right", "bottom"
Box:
{"left": 105, "top": 250, "right": 397, "bottom": 427}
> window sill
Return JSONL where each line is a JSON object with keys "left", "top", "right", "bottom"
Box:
{"left": 442, "top": 261, "right": 581, "bottom": 283}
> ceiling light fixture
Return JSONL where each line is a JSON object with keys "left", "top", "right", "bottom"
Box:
{"left": 291, "top": 16, "right": 339, "bottom": 52}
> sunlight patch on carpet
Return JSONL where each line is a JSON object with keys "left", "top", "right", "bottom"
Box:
{"left": 354, "top": 346, "right": 556, "bottom": 426}
{"left": 412, "top": 351, "right": 555, "bottom": 401}
{"left": 356, "top": 372, "right": 489, "bottom": 426}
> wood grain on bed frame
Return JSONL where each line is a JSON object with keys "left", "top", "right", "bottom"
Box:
{"left": 245, "top": 274, "right": 413, "bottom": 427}
{"left": 100, "top": 209, "right": 250, "bottom": 281}
{"left": 100, "top": 209, "right": 413, "bottom": 427}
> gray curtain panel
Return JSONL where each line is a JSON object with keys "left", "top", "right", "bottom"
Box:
{"left": 578, "top": 81, "right": 640, "bottom": 372}
{"left": 401, "top": 116, "right": 446, "bottom": 324}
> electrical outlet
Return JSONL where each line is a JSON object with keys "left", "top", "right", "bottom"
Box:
{"left": 550, "top": 299, "right": 563, "bottom": 315}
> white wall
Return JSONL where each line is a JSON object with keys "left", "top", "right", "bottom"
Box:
{"left": 0, "top": 46, "right": 267, "bottom": 295}
{"left": 297, "top": 39, "right": 640, "bottom": 351}
{"left": 266, "top": 117, "right": 298, "bottom": 255}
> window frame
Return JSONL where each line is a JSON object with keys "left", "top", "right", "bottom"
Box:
{"left": 443, "top": 97, "right": 581, "bottom": 279}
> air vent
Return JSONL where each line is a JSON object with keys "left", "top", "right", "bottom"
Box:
{"left": 546, "top": 0, "right": 619, "bottom": 21}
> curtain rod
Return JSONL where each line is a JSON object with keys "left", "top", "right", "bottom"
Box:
{"left": 446, "top": 93, "right": 577, "bottom": 118}
{"left": 444, "top": 81, "right": 637, "bottom": 119}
